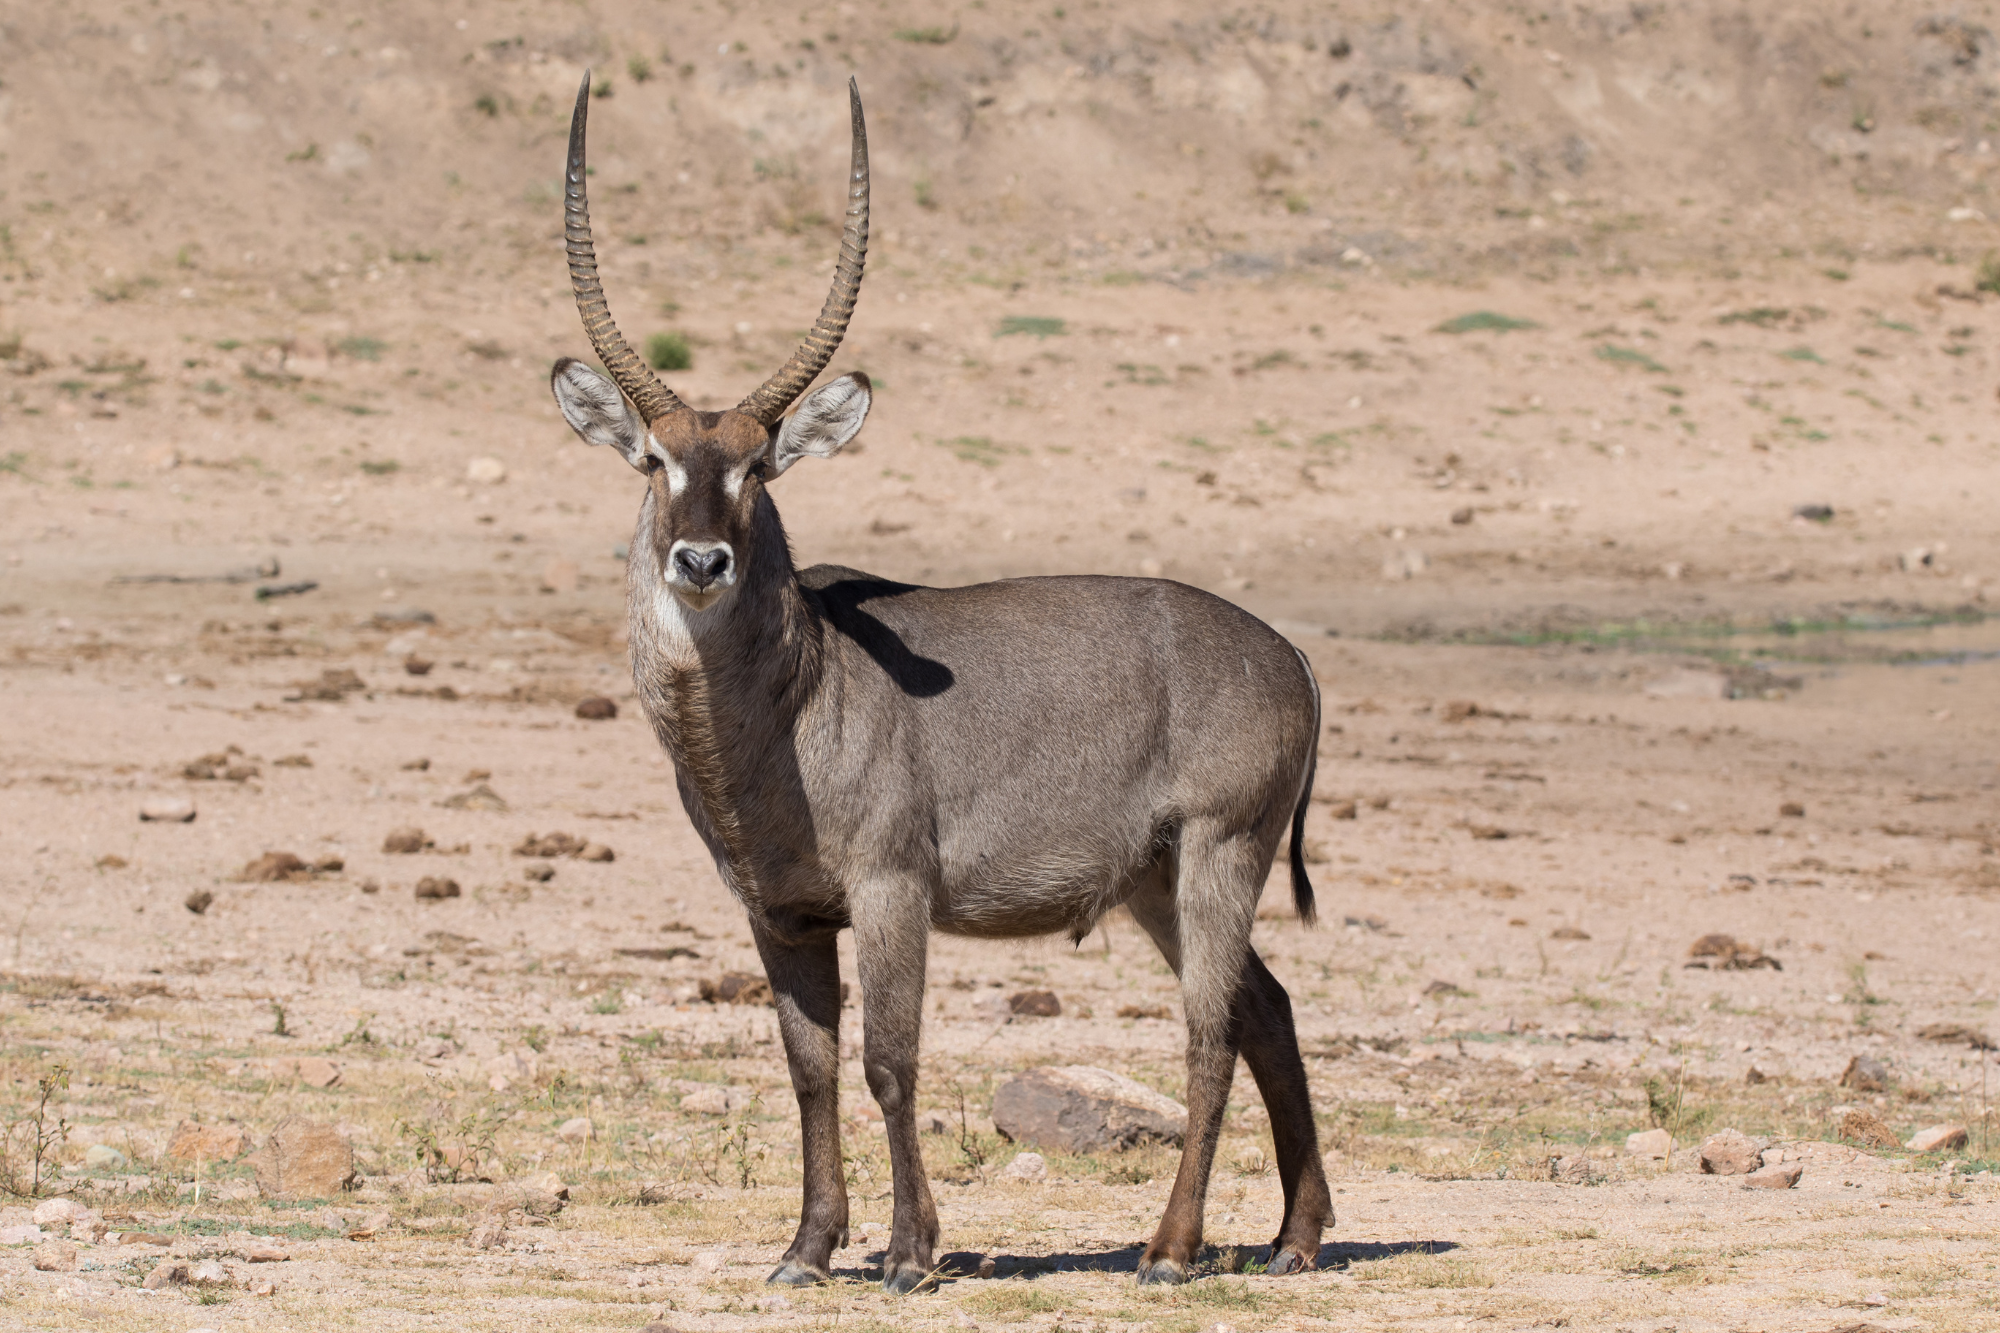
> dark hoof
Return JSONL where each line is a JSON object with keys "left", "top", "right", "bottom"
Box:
{"left": 1266, "top": 1246, "right": 1315, "bottom": 1276}
{"left": 766, "top": 1259, "right": 827, "bottom": 1287}
{"left": 1136, "top": 1257, "right": 1190, "bottom": 1286}
{"left": 882, "top": 1262, "right": 933, "bottom": 1295}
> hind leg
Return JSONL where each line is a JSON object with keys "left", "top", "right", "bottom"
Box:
{"left": 1236, "top": 950, "right": 1332, "bottom": 1272}
{"left": 1123, "top": 822, "right": 1264, "bottom": 1284}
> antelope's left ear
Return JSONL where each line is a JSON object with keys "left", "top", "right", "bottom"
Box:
{"left": 768, "top": 372, "right": 871, "bottom": 477}
{"left": 551, "top": 357, "right": 651, "bottom": 470}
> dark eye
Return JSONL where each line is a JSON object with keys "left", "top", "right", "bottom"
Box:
{"left": 746, "top": 461, "right": 770, "bottom": 483}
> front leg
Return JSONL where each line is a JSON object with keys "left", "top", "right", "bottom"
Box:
{"left": 751, "top": 914, "right": 849, "bottom": 1286}
{"left": 850, "top": 883, "right": 940, "bottom": 1294}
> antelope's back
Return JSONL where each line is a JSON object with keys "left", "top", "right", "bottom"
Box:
{"left": 799, "top": 568, "right": 1317, "bottom": 927}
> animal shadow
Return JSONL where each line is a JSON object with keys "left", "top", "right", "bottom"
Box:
{"left": 812, "top": 575, "right": 955, "bottom": 698}
{"left": 902, "top": 1238, "right": 1460, "bottom": 1284}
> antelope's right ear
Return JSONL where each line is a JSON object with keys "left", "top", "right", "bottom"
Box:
{"left": 768, "top": 372, "right": 871, "bottom": 478}
{"left": 551, "top": 357, "right": 650, "bottom": 470}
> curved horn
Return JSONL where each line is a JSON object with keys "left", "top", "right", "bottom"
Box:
{"left": 736, "top": 77, "right": 870, "bottom": 426}
{"left": 564, "top": 71, "right": 682, "bottom": 424}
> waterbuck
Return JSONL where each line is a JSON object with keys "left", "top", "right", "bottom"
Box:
{"left": 549, "top": 72, "right": 1332, "bottom": 1291}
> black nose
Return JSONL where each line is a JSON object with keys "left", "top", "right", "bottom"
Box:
{"left": 674, "top": 545, "right": 731, "bottom": 589}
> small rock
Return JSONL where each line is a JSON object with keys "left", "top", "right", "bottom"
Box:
{"left": 466, "top": 1219, "right": 510, "bottom": 1250}
{"left": 999, "top": 1152, "right": 1048, "bottom": 1182}
{"left": 440, "top": 783, "right": 508, "bottom": 812}
{"left": 292, "top": 1057, "right": 342, "bottom": 1088}
{"left": 1550, "top": 926, "right": 1591, "bottom": 941}
{"left": 1007, "top": 989, "right": 1061, "bottom": 1018}
{"left": 414, "top": 876, "right": 461, "bottom": 900}
{"left": 574, "top": 695, "right": 618, "bottom": 720}
{"left": 1381, "top": 548, "right": 1429, "bottom": 580}
{"left": 1327, "top": 799, "right": 1359, "bottom": 819}
{"left": 1742, "top": 1161, "right": 1803, "bottom": 1190}
{"left": 580, "top": 842, "right": 615, "bottom": 862}
{"left": 1840, "top": 1055, "right": 1891, "bottom": 1093}
{"left": 540, "top": 559, "right": 581, "bottom": 593}
{"left": 404, "top": 655, "right": 434, "bottom": 676}
{"left": 1645, "top": 669, "right": 1729, "bottom": 700}
{"left": 700, "top": 972, "right": 772, "bottom": 1005}
{"left": 190, "top": 1258, "right": 233, "bottom": 1288}
{"left": 1906, "top": 1124, "right": 1969, "bottom": 1153}
{"left": 522, "top": 861, "right": 555, "bottom": 882}
{"left": 1778, "top": 801, "right": 1805, "bottom": 818}
{"left": 976, "top": 1254, "right": 997, "bottom": 1279}
{"left": 382, "top": 826, "right": 431, "bottom": 854}
{"left": 1624, "top": 1128, "right": 1673, "bottom": 1159}
{"left": 140, "top": 796, "right": 197, "bottom": 823}
{"left": 1792, "top": 503, "right": 1834, "bottom": 522}
{"left": 991, "top": 1065, "right": 1187, "bottom": 1153}
{"left": 507, "top": 1170, "right": 570, "bottom": 1215}
{"left": 244, "top": 1246, "right": 290, "bottom": 1263}
{"left": 1423, "top": 979, "right": 1470, "bottom": 998}
{"left": 167, "top": 1121, "right": 246, "bottom": 1162}
{"left": 184, "top": 888, "right": 214, "bottom": 914}
{"left": 1685, "top": 934, "right": 1780, "bottom": 970}
{"left": 1116, "top": 1003, "right": 1171, "bottom": 1020}
{"left": 241, "top": 851, "right": 308, "bottom": 882}
{"left": 465, "top": 456, "right": 507, "bottom": 484}
{"left": 246, "top": 1117, "right": 356, "bottom": 1199}
{"left": 556, "top": 1117, "right": 593, "bottom": 1143}
{"left": 142, "top": 1260, "right": 191, "bottom": 1289}
{"left": 1450, "top": 506, "right": 1475, "bottom": 525}
{"left": 358, "top": 877, "right": 381, "bottom": 894}
{"left": 1838, "top": 1109, "right": 1901, "bottom": 1150}
{"left": 84, "top": 1143, "right": 127, "bottom": 1170}
{"left": 692, "top": 1249, "right": 728, "bottom": 1273}
{"left": 1744, "top": 1066, "right": 1769, "bottom": 1086}
{"left": 31, "top": 1240, "right": 77, "bottom": 1272}
{"left": 1697, "top": 1129, "right": 1765, "bottom": 1175}
{"left": 248, "top": 1279, "right": 277, "bottom": 1296}
{"left": 32, "top": 1198, "right": 85, "bottom": 1227}
{"left": 514, "top": 831, "right": 587, "bottom": 857}
{"left": 0, "top": 1224, "right": 43, "bottom": 1245}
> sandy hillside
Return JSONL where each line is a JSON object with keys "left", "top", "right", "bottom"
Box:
{"left": 1, "top": 2, "right": 1998, "bottom": 1331}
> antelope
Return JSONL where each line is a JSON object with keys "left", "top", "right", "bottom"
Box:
{"left": 549, "top": 72, "right": 1332, "bottom": 1291}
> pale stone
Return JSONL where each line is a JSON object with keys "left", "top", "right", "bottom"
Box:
{"left": 247, "top": 1118, "right": 355, "bottom": 1198}
{"left": 991, "top": 1066, "right": 1187, "bottom": 1153}
{"left": 139, "top": 796, "right": 197, "bottom": 822}
{"left": 1906, "top": 1124, "right": 1969, "bottom": 1153}
{"left": 465, "top": 456, "right": 507, "bottom": 484}
{"left": 1697, "top": 1129, "right": 1765, "bottom": 1175}
{"left": 31, "top": 1241, "right": 78, "bottom": 1272}
{"left": 142, "top": 1260, "right": 191, "bottom": 1289}
{"left": 999, "top": 1151, "right": 1049, "bottom": 1182}
{"left": 84, "top": 1144, "right": 128, "bottom": 1169}
{"left": 31, "top": 1198, "right": 85, "bottom": 1226}
{"left": 1624, "top": 1128, "right": 1673, "bottom": 1159}
{"left": 556, "top": 1117, "right": 593, "bottom": 1143}
{"left": 1743, "top": 1162, "right": 1803, "bottom": 1189}
{"left": 189, "top": 1258, "right": 233, "bottom": 1287}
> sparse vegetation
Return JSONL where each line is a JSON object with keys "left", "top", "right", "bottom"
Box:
{"left": 646, "top": 332, "right": 693, "bottom": 371}
{"left": 893, "top": 24, "right": 959, "bottom": 43}
{"left": 1596, "top": 344, "right": 1668, "bottom": 373}
{"left": 1437, "top": 311, "right": 1539, "bottom": 334}
{"left": 996, "top": 315, "right": 1066, "bottom": 339}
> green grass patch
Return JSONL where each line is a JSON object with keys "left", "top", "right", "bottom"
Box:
{"left": 996, "top": 315, "right": 1066, "bottom": 339}
{"left": 1717, "top": 307, "right": 1790, "bottom": 327}
{"left": 1595, "top": 344, "right": 1667, "bottom": 373}
{"left": 1436, "top": 311, "right": 1538, "bottom": 334}
{"left": 1977, "top": 250, "right": 2000, "bottom": 295}
{"left": 359, "top": 459, "right": 401, "bottom": 476}
{"left": 645, "top": 332, "right": 693, "bottom": 371}
{"left": 1779, "top": 346, "right": 1825, "bottom": 364}
{"left": 893, "top": 24, "right": 958, "bottom": 43}
{"left": 937, "top": 436, "right": 1026, "bottom": 467}
{"left": 336, "top": 335, "right": 386, "bottom": 361}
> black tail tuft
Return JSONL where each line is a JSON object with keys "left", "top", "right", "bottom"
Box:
{"left": 1288, "top": 748, "right": 1318, "bottom": 926}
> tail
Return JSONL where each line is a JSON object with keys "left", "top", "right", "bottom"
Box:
{"left": 1287, "top": 646, "right": 1321, "bottom": 927}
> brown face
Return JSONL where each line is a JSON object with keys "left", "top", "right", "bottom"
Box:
{"left": 642, "top": 409, "right": 776, "bottom": 610}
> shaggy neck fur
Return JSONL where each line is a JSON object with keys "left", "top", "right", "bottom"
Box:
{"left": 627, "top": 489, "right": 824, "bottom": 916}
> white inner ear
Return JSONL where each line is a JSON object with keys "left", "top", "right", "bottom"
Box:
{"left": 551, "top": 362, "right": 647, "bottom": 468}
{"left": 770, "top": 374, "right": 871, "bottom": 477}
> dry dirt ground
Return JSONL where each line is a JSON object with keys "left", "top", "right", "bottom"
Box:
{"left": 3, "top": 2, "right": 2000, "bottom": 1330}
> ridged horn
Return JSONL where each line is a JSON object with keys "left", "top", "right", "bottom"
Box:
{"left": 736, "top": 77, "right": 870, "bottom": 426}
{"left": 564, "top": 71, "right": 682, "bottom": 424}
